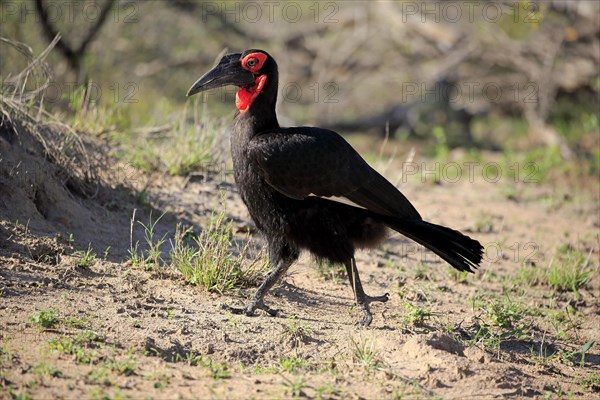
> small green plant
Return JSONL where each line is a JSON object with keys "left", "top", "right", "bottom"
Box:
{"left": 185, "top": 352, "right": 204, "bottom": 367}
{"left": 512, "top": 245, "right": 591, "bottom": 294}
{"left": 283, "top": 316, "right": 313, "bottom": 346}
{"left": 204, "top": 358, "right": 230, "bottom": 379}
{"left": 77, "top": 330, "right": 106, "bottom": 343}
{"left": 277, "top": 356, "right": 310, "bottom": 373}
{"left": 225, "top": 312, "right": 240, "bottom": 327}
{"left": 129, "top": 212, "right": 167, "bottom": 271}
{"left": 556, "top": 347, "right": 580, "bottom": 366}
{"left": 580, "top": 372, "right": 600, "bottom": 390}
{"left": 252, "top": 363, "right": 273, "bottom": 375}
{"left": 413, "top": 263, "right": 431, "bottom": 281}
{"left": 144, "top": 370, "right": 170, "bottom": 389}
{"left": 30, "top": 309, "right": 59, "bottom": 329}
{"left": 350, "top": 337, "right": 383, "bottom": 372}
{"left": 500, "top": 184, "right": 518, "bottom": 201}
{"left": 64, "top": 316, "right": 91, "bottom": 329}
{"left": 501, "top": 146, "right": 563, "bottom": 184}
{"left": 73, "top": 244, "right": 96, "bottom": 268}
{"left": 448, "top": 267, "right": 469, "bottom": 284}
{"left": 172, "top": 212, "right": 266, "bottom": 293}
{"left": 109, "top": 352, "right": 137, "bottom": 376}
{"left": 49, "top": 337, "right": 97, "bottom": 364}
{"left": 546, "top": 307, "right": 576, "bottom": 340}
{"left": 511, "top": 263, "right": 543, "bottom": 287}
{"left": 128, "top": 242, "right": 146, "bottom": 269}
{"left": 282, "top": 376, "right": 307, "bottom": 398}
{"left": 432, "top": 125, "right": 449, "bottom": 162}
{"left": 315, "top": 384, "right": 340, "bottom": 399}
{"left": 579, "top": 340, "right": 596, "bottom": 367}
{"left": 9, "top": 390, "right": 34, "bottom": 400}
{"left": 529, "top": 339, "right": 551, "bottom": 367}
{"left": 401, "top": 303, "right": 436, "bottom": 327}
{"left": 88, "top": 367, "right": 111, "bottom": 386}
{"left": 48, "top": 330, "right": 105, "bottom": 365}
{"left": 32, "top": 362, "right": 62, "bottom": 378}
{"left": 545, "top": 246, "right": 591, "bottom": 293}
{"left": 484, "top": 296, "right": 524, "bottom": 328}
{"left": 467, "top": 294, "right": 531, "bottom": 355}
{"left": 0, "top": 342, "right": 15, "bottom": 363}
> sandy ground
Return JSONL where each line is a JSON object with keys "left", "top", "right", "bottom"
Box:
{"left": 1, "top": 122, "right": 599, "bottom": 399}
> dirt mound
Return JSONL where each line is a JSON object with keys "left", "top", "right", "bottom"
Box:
{"left": 0, "top": 101, "right": 181, "bottom": 263}
{"left": 395, "top": 333, "right": 543, "bottom": 397}
{"left": 402, "top": 332, "right": 465, "bottom": 358}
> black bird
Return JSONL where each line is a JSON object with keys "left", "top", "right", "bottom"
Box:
{"left": 187, "top": 50, "right": 483, "bottom": 326}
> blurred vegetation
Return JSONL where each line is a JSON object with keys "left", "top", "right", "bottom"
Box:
{"left": 0, "top": 0, "right": 598, "bottom": 182}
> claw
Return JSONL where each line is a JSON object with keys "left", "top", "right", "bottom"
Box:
{"left": 366, "top": 293, "right": 389, "bottom": 303}
{"left": 219, "top": 301, "right": 279, "bottom": 317}
{"left": 219, "top": 303, "right": 250, "bottom": 315}
{"left": 256, "top": 302, "right": 280, "bottom": 317}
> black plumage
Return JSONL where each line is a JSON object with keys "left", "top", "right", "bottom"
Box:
{"left": 187, "top": 49, "right": 483, "bottom": 325}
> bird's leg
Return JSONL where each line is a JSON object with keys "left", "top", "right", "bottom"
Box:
{"left": 221, "top": 257, "right": 293, "bottom": 317}
{"left": 344, "top": 258, "right": 389, "bottom": 326}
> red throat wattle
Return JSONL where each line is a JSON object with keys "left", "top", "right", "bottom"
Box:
{"left": 236, "top": 75, "right": 267, "bottom": 112}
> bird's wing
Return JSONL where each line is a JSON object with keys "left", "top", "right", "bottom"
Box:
{"left": 247, "top": 127, "right": 422, "bottom": 219}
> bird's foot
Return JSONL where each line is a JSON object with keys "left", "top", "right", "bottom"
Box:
{"left": 219, "top": 303, "right": 248, "bottom": 315}
{"left": 219, "top": 301, "right": 280, "bottom": 317}
{"left": 356, "top": 292, "right": 390, "bottom": 326}
{"left": 358, "top": 306, "right": 374, "bottom": 326}
{"left": 365, "top": 292, "right": 390, "bottom": 303}
{"left": 254, "top": 301, "right": 280, "bottom": 316}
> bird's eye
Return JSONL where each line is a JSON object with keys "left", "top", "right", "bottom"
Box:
{"left": 246, "top": 58, "right": 257, "bottom": 68}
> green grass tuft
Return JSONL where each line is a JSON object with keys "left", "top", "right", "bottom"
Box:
{"left": 128, "top": 212, "right": 167, "bottom": 271}
{"left": 401, "top": 302, "right": 437, "bottom": 327}
{"left": 512, "top": 245, "right": 592, "bottom": 294}
{"left": 466, "top": 294, "right": 534, "bottom": 355}
{"left": 545, "top": 246, "right": 592, "bottom": 293}
{"left": 30, "top": 309, "right": 59, "bottom": 330}
{"left": 171, "top": 210, "right": 266, "bottom": 293}
{"left": 350, "top": 337, "right": 384, "bottom": 372}
{"left": 73, "top": 244, "right": 97, "bottom": 268}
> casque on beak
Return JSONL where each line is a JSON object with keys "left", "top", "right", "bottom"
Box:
{"left": 187, "top": 53, "right": 255, "bottom": 96}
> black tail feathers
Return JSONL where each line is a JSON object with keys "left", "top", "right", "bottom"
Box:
{"left": 384, "top": 218, "right": 483, "bottom": 273}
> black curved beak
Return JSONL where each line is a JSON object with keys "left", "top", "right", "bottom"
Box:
{"left": 187, "top": 53, "right": 254, "bottom": 96}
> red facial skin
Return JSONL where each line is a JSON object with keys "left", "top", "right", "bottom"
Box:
{"left": 236, "top": 52, "right": 268, "bottom": 112}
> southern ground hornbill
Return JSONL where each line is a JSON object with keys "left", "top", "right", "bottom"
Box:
{"left": 187, "top": 49, "right": 483, "bottom": 326}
